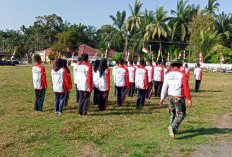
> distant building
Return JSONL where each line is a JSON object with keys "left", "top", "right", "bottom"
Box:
{"left": 78, "top": 44, "right": 98, "bottom": 56}
{"left": 0, "top": 49, "right": 11, "bottom": 60}
{"left": 34, "top": 48, "right": 53, "bottom": 63}
{"left": 108, "top": 49, "right": 117, "bottom": 58}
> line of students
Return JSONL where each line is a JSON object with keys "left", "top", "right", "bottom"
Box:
{"left": 32, "top": 55, "right": 72, "bottom": 113}
{"left": 32, "top": 53, "right": 202, "bottom": 115}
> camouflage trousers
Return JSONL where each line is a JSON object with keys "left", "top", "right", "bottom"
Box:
{"left": 168, "top": 96, "right": 186, "bottom": 133}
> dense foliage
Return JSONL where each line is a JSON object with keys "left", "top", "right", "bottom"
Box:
{"left": 1, "top": 0, "right": 232, "bottom": 63}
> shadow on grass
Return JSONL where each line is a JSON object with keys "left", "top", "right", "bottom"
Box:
{"left": 90, "top": 110, "right": 153, "bottom": 116}
{"left": 177, "top": 127, "right": 232, "bottom": 139}
{"left": 190, "top": 89, "right": 223, "bottom": 93}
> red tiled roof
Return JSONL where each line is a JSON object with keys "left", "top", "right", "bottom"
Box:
{"left": 78, "top": 44, "right": 98, "bottom": 56}
{"left": 108, "top": 49, "right": 117, "bottom": 57}
{"left": 42, "top": 48, "right": 52, "bottom": 53}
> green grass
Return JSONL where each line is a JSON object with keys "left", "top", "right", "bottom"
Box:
{"left": 0, "top": 65, "right": 231, "bottom": 156}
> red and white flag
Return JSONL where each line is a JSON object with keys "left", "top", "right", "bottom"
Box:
{"left": 142, "top": 47, "right": 148, "bottom": 53}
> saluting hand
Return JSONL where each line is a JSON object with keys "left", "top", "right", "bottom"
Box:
{"left": 187, "top": 100, "right": 192, "bottom": 108}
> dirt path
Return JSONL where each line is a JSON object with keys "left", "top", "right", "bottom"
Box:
{"left": 193, "top": 112, "right": 232, "bottom": 157}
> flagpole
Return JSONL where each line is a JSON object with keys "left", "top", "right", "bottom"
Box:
{"left": 160, "top": 48, "right": 163, "bottom": 62}
{"left": 149, "top": 45, "right": 151, "bottom": 59}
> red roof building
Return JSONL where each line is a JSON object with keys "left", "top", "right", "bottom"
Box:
{"left": 108, "top": 49, "right": 117, "bottom": 58}
{"left": 78, "top": 44, "right": 98, "bottom": 56}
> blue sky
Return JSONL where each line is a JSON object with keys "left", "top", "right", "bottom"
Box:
{"left": 0, "top": 0, "right": 231, "bottom": 30}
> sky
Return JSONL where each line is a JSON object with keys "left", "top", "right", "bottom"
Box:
{"left": 0, "top": 0, "right": 231, "bottom": 30}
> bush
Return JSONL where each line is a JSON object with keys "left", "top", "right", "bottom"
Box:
{"left": 207, "top": 46, "right": 232, "bottom": 63}
{"left": 111, "top": 52, "right": 124, "bottom": 61}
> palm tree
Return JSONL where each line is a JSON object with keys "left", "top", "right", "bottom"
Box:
{"left": 201, "top": 30, "right": 222, "bottom": 62}
{"left": 125, "top": 0, "right": 143, "bottom": 32}
{"left": 141, "top": 9, "right": 155, "bottom": 34}
{"left": 110, "top": 11, "right": 128, "bottom": 53}
{"left": 110, "top": 11, "right": 126, "bottom": 33}
{"left": 205, "top": 0, "right": 220, "bottom": 15}
{"left": 170, "top": 0, "right": 199, "bottom": 41}
{"left": 144, "top": 6, "right": 170, "bottom": 48}
{"left": 214, "top": 12, "right": 232, "bottom": 42}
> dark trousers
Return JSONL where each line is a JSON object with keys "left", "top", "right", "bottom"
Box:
{"left": 99, "top": 91, "right": 109, "bottom": 111}
{"left": 93, "top": 87, "right": 100, "bottom": 105}
{"left": 75, "top": 85, "right": 79, "bottom": 103}
{"left": 195, "top": 80, "right": 201, "bottom": 92}
{"left": 34, "top": 89, "right": 46, "bottom": 111}
{"left": 136, "top": 89, "right": 146, "bottom": 108}
{"left": 154, "top": 81, "right": 163, "bottom": 97}
{"left": 114, "top": 85, "right": 117, "bottom": 96}
{"left": 79, "top": 91, "right": 90, "bottom": 115}
{"left": 128, "top": 83, "right": 135, "bottom": 98}
{"left": 116, "top": 87, "right": 126, "bottom": 107}
{"left": 146, "top": 82, "right": 153, "bottom": 99}
{"left": 54, "top": 92, "right": 65, "bottom": 113}
{"left": 64, "top": 91, "right": 70, "bottom": 107}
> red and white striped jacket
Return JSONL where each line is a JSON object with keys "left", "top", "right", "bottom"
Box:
{"left": 76, "top": 62, "right": 93, "bottom": 91}
{"left": 145, "top": 65, "right": 154, "bottom": 83}
{"left": 51, "top": 68, "right": 72, "bottom": 93}
{"left": 153, "top": 65, "right": 164, "bottom": 82}
{"left": 135, "top": 66, "right": 149, "bottom": 89}
{"left": 161, "top": 69, "right": 191, "bottom": 100}
{"left": 184, "top": 67, "right": 190, "bottom": 81}
{"left": 127, "top": 65, "right": 136, "bottom": 83}
{"left": 73, "top": 64, "right": 79, "bottom": 85}
{"left": 32, "top": 64, "right": 47, "bottom": 90}
{"left": 98, "top": 68, "right": 110, "bottom": 91}
{"left": 194, "top": 67, "right": 202, "bottom": 80}
{"left": 114, "top": 65, "right": 129, "bottom": 88}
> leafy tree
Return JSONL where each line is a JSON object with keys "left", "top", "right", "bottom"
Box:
{"left": 144, "top": 6, "right": 170, "bottom": 48}
{"left": 96, "top": 25, "right": 123, "bottom": 51}
{"left": 205, "top": 0, "right": 220, "bottom": 15}
{"left": 214, "top": 12, "right": 232, "bottom": 44}
{"left": 125, "top": 0, "right": 143, "bottom": 32}
{"left": 204, "top": 46, "right": 232, "bottom": 63}
{"left": 111, "top": 52, "right": 124, "bottom": 61}
{"left": 188, "top": 11, "right": 222, "bottom": 62}
{"left": 48, "top": 52, "right": 55, "bottom": 61}
{"left": 170, "top": 0, "right": 200, "bottom": 41}
{"left": 110, "top": 11, "right": 127, "bottom": 33}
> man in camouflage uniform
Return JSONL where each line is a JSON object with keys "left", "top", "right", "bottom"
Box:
{"left": 160, "top": 61, "right": 192, "bottom": 138}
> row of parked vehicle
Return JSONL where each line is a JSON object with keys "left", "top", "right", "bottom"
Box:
{"left": 0, "top": 59, "right": 19, "bottom": 66}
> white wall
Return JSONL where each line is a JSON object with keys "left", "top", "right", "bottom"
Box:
{"left": 186, "top": 63, "right": 232, "bottom": 70}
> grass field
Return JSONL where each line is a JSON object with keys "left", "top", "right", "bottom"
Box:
{"left": 0, "top": 65, "right": 231, "bottom": 157}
